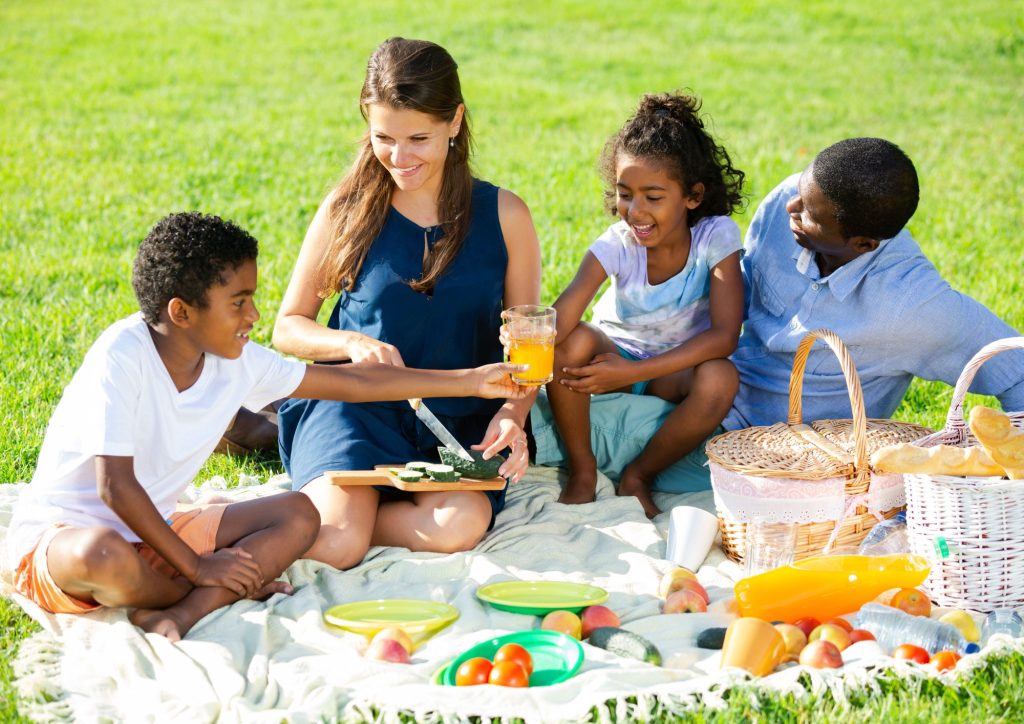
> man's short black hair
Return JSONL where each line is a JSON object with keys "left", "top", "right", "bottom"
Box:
{"left": 132, "top": 212, "right": 259, "bottom": 324}
{"left": 812, "top": 138, "right": 919, "bottom": 240}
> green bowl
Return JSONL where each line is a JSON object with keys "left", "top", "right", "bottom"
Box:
{"left": 442, "top": 630, "right": 584, "bottom": 687}
{"left": 476, "top": 580, "right": 608, "bottom": 615}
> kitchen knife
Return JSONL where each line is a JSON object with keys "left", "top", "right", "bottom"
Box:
{"left": 408, "top": 398, "right": 475, "bottom": 462}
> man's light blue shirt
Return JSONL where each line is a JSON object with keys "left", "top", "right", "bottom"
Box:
{"left": 724, "top": 173, "right": 1024, "bottom": 429}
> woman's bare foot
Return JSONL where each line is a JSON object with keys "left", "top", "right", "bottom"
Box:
{"left": 617, "top": 467, "right": 661, "bottom": 518}
{"left": 558, "top": 469, "right": 598, "bottom": 505}
{"left": 130, "top": 607, "right": 187, "bottom": 642}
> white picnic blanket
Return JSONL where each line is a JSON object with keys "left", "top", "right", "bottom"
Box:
{"left": 3, "top": 468, "right": 1021, "bottom": 723}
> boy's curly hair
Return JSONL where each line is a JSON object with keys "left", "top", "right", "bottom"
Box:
{"left": 132, "top": 212, "right": 259, "bottom": 324}
{"left": 600, "top": 92, "right": 746, "bottom": 225}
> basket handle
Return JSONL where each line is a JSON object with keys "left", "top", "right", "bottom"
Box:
{"left": 787, "top": 329, "right": 869, "bottom": 485}
{"left": 941, "top": 336, "right": 1024, "bottom": 430}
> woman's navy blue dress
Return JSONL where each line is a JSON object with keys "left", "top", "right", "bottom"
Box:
{"left": 278, "top": 180, "right": 508, "bottom": 521}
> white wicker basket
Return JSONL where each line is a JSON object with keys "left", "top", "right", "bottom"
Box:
{"left": 904, "top": 337, "right": 1024, "bottom": 612}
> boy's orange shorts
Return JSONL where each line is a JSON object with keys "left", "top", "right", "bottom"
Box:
{"left": 12, "top": 504, "right": 226, "bottom": 615}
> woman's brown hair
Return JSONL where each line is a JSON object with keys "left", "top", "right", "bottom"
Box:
{"left": 316, "top": 37, "right": 474, "bottom": 296}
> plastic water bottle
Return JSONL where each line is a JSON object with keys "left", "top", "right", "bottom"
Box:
{"left": 982, "top": 610, "right": 1023, "bottom": 644}
{"left": 854, "top": 603, "right": 981, "bottom": 655}
{"left": 858, "top": 513, "right": 908, "bottom": 556}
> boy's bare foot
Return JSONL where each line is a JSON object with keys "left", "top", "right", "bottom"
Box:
{"left": 617, "top": 467, "right": 662, "bottom": 518}
{"left": 130, "top": 607, "right": 187, "bottom": 642}
{"left": 558, "top": 469, "right": 598, "bottom": 505}
{"left": 251, "top": 580, "right": 294, "bottom": 600}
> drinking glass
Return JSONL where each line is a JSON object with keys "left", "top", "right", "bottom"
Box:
{"left": 744, "top": 519, "right": 798, "bottom": 577}
{"left": 505, "top": 305, "right": 556, "bottom": 385}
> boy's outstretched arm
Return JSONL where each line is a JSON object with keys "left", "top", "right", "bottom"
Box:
{"left": 290, "top": 361, "right": 527, "bottom": 403}
{"left": 96, "top": 456, "right": 264, "bottom": 597}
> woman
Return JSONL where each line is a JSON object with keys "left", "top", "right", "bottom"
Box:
{"left": 274, "top": 38, "right": 541, "bottom": 569}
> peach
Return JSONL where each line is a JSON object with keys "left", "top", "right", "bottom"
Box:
{"left": 825, "top": 617, "right": 853, "bottom": 634}
{"left": 365, "top": 636, "right": 411, "bottom": 663}
{"left": 791, "top": 616, "right": 821, "bottom": 638}
{"left": 662, "top": 588, "right": 708, "bottom": 614}
{"left": 890, "top": 588, "right": 932, "bottom": 617}
{"left": 664, "top": 577, "right": 710, "bottom": 605}
{"left": 809, "top": 623, "right": 851, "bottom": 651}
{"left": 658, "top": 567, "right": 698, "bottom": 598}
{"left": 371, "top": 626, "right": 413, "bottom": 654}
{"left": 580, "top": 605, "right": 621, "bottom": 639}
{"left": 541, "top": 610, "right": 582, "bottom": 639}
{"left": 774, "top": 623, "right": 808, "bottom": 661}
{"left": 799, "top": 639, "right": 843, "bottom": 669}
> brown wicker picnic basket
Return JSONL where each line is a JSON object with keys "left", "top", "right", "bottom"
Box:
{"left": 904, "top": 336, "right": 1024, "bottom": 611}
{"left": 706, "top": 329, "right": 932, "bottom": 564}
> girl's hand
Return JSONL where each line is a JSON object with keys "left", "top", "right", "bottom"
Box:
{"left": 559, "top": 353, "right": 636, "bottom": 395}
{"left": 349, "top": 334, "right": 406, "bottom": 366}
{"left": 498, "top": 312, "right": 511, "bottom": 357}
{"left": 472, "top": 363, "right": 529, "bottom": 399}
{"left": 473, "top": 410, "right": 530, "bottom": 483}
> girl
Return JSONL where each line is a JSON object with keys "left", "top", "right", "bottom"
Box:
{"left": 273, "top": 38, "right": 542, "bottom": 569}
{"left": 548, "top": 92, "right": 745, "bottom": 518}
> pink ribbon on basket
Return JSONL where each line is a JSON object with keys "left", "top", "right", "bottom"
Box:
{"left": 822, "top": 472, "right": 906, "bottom": 553}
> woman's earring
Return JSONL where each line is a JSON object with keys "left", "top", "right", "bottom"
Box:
{"left": 449, "top": 137, "right": 455, "bottom": 148}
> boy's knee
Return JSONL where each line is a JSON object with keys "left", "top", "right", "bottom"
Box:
{"left": 279, "top": 492, "right": 321, "bottom": 543}
{"left": 73, "top": 528, "right": 136, "bottom": 582}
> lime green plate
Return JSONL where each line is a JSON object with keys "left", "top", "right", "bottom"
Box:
{"left": 441, "top": 630, "right": 584, "bottom": 687}
{"left": 476, "top": 580, "right": 608, "bottom": 615}
{"left": 323, "top": 599, "right": 459, "bottom": 647}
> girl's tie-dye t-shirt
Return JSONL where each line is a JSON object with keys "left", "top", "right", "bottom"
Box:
{"left": 589, "top": 215, "right": 741, "bottom": 358}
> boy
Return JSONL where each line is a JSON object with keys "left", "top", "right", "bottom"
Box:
{"left": 5, "top": 212, "right": 525, "bottom": 641}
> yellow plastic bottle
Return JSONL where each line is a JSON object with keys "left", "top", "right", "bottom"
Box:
{"left": 734, "top": 554, "right": 930, "bottom": 623}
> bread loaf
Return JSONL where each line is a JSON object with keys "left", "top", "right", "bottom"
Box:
{"left": 968, "top": 406, "right": 1024, "bottom": 480}
{"left": 870, "top": 442, "right": 1004, "bottom": 477}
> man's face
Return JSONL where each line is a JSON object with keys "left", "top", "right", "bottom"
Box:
{"left": 785, "top": 168, "right": 853, "bottom": 258}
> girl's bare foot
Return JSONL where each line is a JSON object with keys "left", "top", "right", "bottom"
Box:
{"left": 130, "top": 608, "right": 187, "bottom": 642}
{"left": 617, "top": 467, "right": 661, "bottom": 518}
{"left": 558, "top": 469, "right": 598, "bottom": 505}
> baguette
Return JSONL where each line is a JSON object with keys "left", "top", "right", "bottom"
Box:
{"left": 870, "top": 442, "right": 1005, "bottom": 477}
{"left": 968, "top": 406, "right": 1024, "bottom": 480}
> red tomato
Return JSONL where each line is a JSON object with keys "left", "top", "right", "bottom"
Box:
{"left": 493, "top": 643, "right": 534, "bottom": 676}
{"left": 891, "top": 644, "right": 930, "bottom": 665}
{"left": 931, "top": 651, "right": 961, "bottom": 672}
{"left": 455, "top": 657, "right": 493, "bottom": 686}
{"left": 488, "top": 660, "right": 529, "bottom": 687}
{"left": 848, "top": 629, "right": 876, "bottom": 644}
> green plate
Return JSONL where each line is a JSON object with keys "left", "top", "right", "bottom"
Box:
{"left": 323, "top": 599, "right": 459, "bottom": 647}
{"left": 476, "top": 580, "right": 608, "bottom": 615}
{"left": 441, "top": 630, "right": 584, "bottom": 687}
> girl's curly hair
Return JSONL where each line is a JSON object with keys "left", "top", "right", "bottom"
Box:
{"left": 600, "top": 92, "right": 745, "bottom": 225}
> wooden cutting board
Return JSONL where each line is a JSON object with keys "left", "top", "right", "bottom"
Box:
{"left": 325, "top": 465, "right": 507, "bottom": 491}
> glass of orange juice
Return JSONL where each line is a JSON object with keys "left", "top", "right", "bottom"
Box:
{"left": 505, "top": 305, "right": 556, "bottom": 385}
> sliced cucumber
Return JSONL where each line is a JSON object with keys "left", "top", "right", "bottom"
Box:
{"left": 405, "top": 461, "right": 432, "bottom": 472}
{"left": 588, "top": 626, "right": 662, "bottom": 666}
{"left": 425, "top": 464, "right": 458, "bottom": 482}
{"left": 397, "top": 470, "right": 424, "bottom": 483}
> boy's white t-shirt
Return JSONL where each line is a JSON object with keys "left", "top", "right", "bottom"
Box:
{"left": 5, "top": 313, "right": 306, "bottom": 570}
{"left": 589, "top": 215, "right": 741, "bottom": 358}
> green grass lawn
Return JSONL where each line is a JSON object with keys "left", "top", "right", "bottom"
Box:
{"left": 1, "top": 0, "right": 1021, "bottom": 720}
